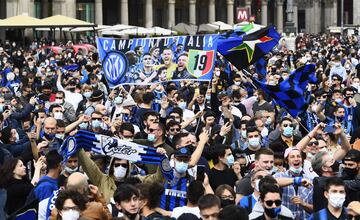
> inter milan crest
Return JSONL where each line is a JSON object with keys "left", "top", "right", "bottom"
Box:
{"left": 102, "top": 51, "right": 128, "bottom": 85}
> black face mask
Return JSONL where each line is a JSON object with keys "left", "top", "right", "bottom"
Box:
{"left": 123, "top": 211, "right": 138, "bottom": 220}
{"left": 342, "top": 167, "right": 358, "bottom": 179}
{"left": 220, "top": 199, "right": 235, "bottom": 208}
{"left": 264, "top": 207, "right": 281, "bottom": 218}
{"left": 331, "top": 161, "right": 340, "bottom": 173}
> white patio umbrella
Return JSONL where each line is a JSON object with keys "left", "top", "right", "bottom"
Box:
{"left": 172, "top": 23, "right": 197, "bottom": 35}
{"left": 118, "top": 27, "right": 152, "bottom": 36}
{"left": 100, "top": 30, "right": 126, "bottom": 37}
{"left": 198, "top": 23, "right": 220, "bottom": 33}
{"left": 211, "top": 21, "right": 233, "bottom": 31}
{"left": 70, "top": 25, "right": 110, "bottom": 32}
{"left": 146, "top": 26, "right": 177, "bottom": 36}
{"left": 105, "top": 24, "right": 136, "bottom": 31}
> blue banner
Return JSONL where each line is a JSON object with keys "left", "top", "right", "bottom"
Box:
{"left": 96, "top": 35, "right": 219, "bottom": 87}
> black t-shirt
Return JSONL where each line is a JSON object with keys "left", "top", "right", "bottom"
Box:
{"left": 208, "top": 167, "right": 238, "bottom": 192}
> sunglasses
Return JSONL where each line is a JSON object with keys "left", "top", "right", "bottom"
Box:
{"left": 148, "top": 128, "right": 158, "bottom": 133}
{"left": 264, "top": 200, "right": 282, "bottom": 207}
{"left": 170, "top": 128, "right": 181, "bottom": 132}
{"left": 114, "top": 163, "right": 128, "bottom": 168}
{"left": 283, "top": 124, "right": 293, "bottom": 128}
{"left": 308, "top": 141, "right": 319, "bottom": 146}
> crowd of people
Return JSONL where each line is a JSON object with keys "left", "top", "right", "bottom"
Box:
{"left": 0, "top": 32, "right": 360, "bottom": 220}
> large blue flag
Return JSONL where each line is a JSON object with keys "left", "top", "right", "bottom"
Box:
{"left": 253, "top": 64, "right": 317, "bottom": 117}
{"left": 217, "top": 25, "right": 281, "bottom": 70}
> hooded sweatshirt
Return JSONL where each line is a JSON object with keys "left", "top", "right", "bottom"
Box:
{"left": 249, "top": 201, "right": 294, "bottom": 220}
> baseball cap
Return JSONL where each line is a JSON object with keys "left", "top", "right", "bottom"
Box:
{"left": 343, "top": 149, "right": 360, "bottom": 162}
{"left": 174, "top": 147, "right": 192, "bottom": 158}
{"left": 284, "top": 147, "right": 301, "bottom": 159}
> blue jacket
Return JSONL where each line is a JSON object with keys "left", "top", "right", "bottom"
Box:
{"left": 34, "top": 176, "right": 59, "bottom": 201}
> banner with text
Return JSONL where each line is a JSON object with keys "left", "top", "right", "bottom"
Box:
{"left": 97, "top": 35, "right": 219, "bottom": 87}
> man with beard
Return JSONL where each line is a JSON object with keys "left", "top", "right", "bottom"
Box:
{"left": 172, "top": 53, "right": 195, "bottom": 80}
{"left": 160, "top": 48, "right": 177, "bottom": 80}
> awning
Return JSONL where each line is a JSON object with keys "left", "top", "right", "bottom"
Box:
{"left": 0, "top": 15, "right": 45, "bottom": 28}
{"left": 40, "top": 15, "right": 96, "bottom": 28}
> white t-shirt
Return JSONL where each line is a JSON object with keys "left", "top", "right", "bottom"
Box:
{"left": 171, "top": 206, "right": 201, "bottom": 219}
{"left": 303, "top": 159, "right": 318, "bottom": 181}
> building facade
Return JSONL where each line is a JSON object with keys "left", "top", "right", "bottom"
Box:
{"left": 0, "top": 0, "right": 357, "bottom": 34}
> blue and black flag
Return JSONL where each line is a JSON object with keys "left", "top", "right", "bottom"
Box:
{"left": 255, "top": 57, "right": 268, "bottom": 77}
{"left": 253, "top": 64, "right": 317, "bottom": 117}
{"left": 217, "top": 25, "right": 281, "bottom": 70}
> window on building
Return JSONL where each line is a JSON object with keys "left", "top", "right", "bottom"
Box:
{"left": 34, "top": 0, "right": 41, "bottom": 18}
{"left": 76, "top": 2, "right": 95, "bottom": 23}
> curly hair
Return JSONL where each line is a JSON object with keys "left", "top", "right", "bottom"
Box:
{"left": 55, "top": 190, "right": 88, "bottom": 211}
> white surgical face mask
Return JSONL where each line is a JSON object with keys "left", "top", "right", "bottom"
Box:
{"left": 328, "top": 193, "right": 346, "bottom": 208}
{"left": 61, "top": 209, "right": 80, "bottom": 220}
{"left": 261, "top": 127, "right": 268, "bottom": 138}
{"left": 64, "top": 166, "right": 77, "bottom": 174}
{"left": 113, "top": 165, "right": 127, "bottom": 180}
{"left": 54, "top": 112, "right": 63, "bottom": 120}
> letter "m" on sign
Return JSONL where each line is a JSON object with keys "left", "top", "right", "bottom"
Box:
{"left": 236, "top": 8, "right": 249, "bottom": 22}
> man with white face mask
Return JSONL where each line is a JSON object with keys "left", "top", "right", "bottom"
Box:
{"left": 274, "top": 148, "right": 314, "bottom": 219}
{"left": 309, "top": 177, "right": 348, "bottom": 220}
{"left": 52, "top": 91, "right": 76, "bottom": 125}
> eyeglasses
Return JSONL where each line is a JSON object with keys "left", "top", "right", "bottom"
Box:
{"left": 114, "top": 163, "right": 128, "bottom": 168}
{"left": 308, "top": 141, "right": 319, "bottom": 146}
{"left": 55, "top": 97, "right": 63, "bottom": 99}
{"left": 170, "top": 128, "right": 181, "bottom": 132}
{"left": 283, "top": 124, "right": 293, "bottom": 128}
{"left": 332, "top": 78, "right": 340, "bottom": 81}
{"left": 264, "top": 200, "right": 282, "bottom": 207}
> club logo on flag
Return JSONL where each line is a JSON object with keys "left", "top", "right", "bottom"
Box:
{"left": 102, "top": 51, "right": 128, "bottom": 85}
{"left": 187, "top": 50, "right": 215, "bottom": 78}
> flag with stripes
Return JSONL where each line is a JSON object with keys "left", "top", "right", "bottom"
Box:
{"left": 253, "top": 64, "right": 317, "bottom": 117}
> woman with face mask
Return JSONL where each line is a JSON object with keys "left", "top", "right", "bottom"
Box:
{"left": 54, "top": 190, "right": 87, "bottom": 220}
{"left": 215, "top": 184, "right": 236, "bottom": 208}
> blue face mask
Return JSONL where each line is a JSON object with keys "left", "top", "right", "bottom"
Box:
{"left": 147, "top": 134, "right": 156, "bottom": 142}
{"left": 92, "top": 120, "right": 101, "bottom": 128}
{"left": 283, "top": 126, "right": 293, "bottom": 137}
{"left": 114, "top": 96, "right": 123, "bottom": 104}
{"left": 289, "top": 166, "right": 303, "bottom": 174}
{"left": 178, "top": 102, "right": 187, "bottom": 110}
{"left": 83, "top": 92, "right": 92, "bottom": 99}
{"left": 79, "top": 122, "right": 88, "bottom": 130}
{"left": 227, "top": 155, "right": 235, "bottom": 166}
{"left": 175, "top": 161, "right": 188, "bottom": 174}
{"left": 44, "top": 133, "right": 55, "bottom": 140}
